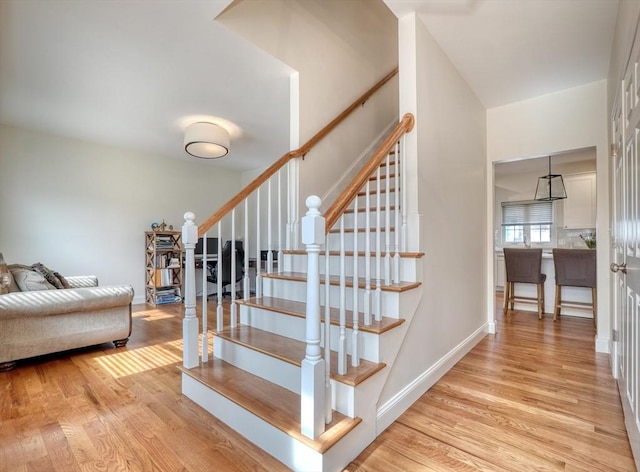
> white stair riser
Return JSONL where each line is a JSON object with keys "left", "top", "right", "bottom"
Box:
{"left": 214, "top": 332, "right": 364, "bottom": 418}
{"left": 326, "top": 231, "right": 398, "bottom": 252}
{"left": 239, "top": 304, "right": 383, "bottom": 363}
{"left": 287, "top": 253, "right": 420, "bottom": 283}
{"left": 263, "top": 277, "right": 407, "bottom": 318}
{"left": 341, "top": 210, "right": 400, "bottom": 229}
{"left": 214, "top": 336, "right": 300, "bottom": 394}
{"left": 182, "top": 374, "right": 328, "bottom": 472}
{"left": 332, "top": 368, "right": 387, "bottom": 419}
{"left": 355, "top": 192, "right": 397, "bottom": 209}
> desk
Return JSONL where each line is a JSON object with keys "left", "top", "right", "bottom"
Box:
{"left": 188, "top": 256, "right": 276, "bottom": 298}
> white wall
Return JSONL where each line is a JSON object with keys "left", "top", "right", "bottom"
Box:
{"left": 379, "top": 13, "right": 487, "bottom": 413}
{"left": 607, "top": 0, "right": 640, "bottom": 115}
{"left": 218, "top": 0, "right": 399, "bottom": 218}
{"left": 486, "top": 80, "right": 610, "bottom": 352}
{"left": 0, "top": 124, "right": 242, "bottom": 304}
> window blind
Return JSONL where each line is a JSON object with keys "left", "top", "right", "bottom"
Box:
{"left": 501, "top": 201, "right": 553, "bottom": 226}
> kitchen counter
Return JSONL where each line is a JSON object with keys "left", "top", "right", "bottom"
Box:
{"left": 495, "top": 249, "right": 595, "bottom": 320}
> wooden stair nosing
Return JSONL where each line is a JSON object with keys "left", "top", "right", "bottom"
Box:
{"left": 282, "top": 249, "right": 424, "bottom": 258}
{"left": 263, "top": 271, "right": 422, "bottom": 293}
{"left": 180, "top": 358, "right": 362, "bottom": 454}
{"left": 368, "top": 172, "right": 396, "bottom": 181}
{"left": 329, "top": 226, "right": 395, "bottom": 234}
{"left": 214, "top": 326, "right": 386, "bottom": 387}
{"left": 237, "top": 296, "right": 405, "bottom": 335}
{"left": 343, "top": 205, "right": 396, "bottom": 214}
{"left": 357, "top": 187, "right": 398, "bottom": 197}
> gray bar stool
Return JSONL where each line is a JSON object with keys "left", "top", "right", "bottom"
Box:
{"left": 503, "top": 248, "right": 546, "bottom": 319}
{"left": 552, "top": 249, "right": 597, "bottom": 325}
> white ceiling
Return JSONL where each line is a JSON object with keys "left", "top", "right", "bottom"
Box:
{"left": 0, "top": 0, "right": 620, "bottom": 172}
{"left": 384, "top": 0, "right": 619, "bottom": 108}
{"left": 0, "top": 0, "right": 293, "bottom": 171}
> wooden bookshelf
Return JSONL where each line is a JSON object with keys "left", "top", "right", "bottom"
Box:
{"left": 144, "top": 230, "right": 183, "bottom": 305}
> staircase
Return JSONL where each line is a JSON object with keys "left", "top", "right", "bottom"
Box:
{"left": 179, "top": 72, "right": 421, "bottom": 471}
{"left": 181, "top": 160, "right": 422, "bottom": 471}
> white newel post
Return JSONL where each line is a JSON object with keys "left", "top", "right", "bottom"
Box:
{"left": 301, "top": 195, "right": 326, "bottom": 439}
{"left": 182, "top": 212, "right": 199, "bottom": 369}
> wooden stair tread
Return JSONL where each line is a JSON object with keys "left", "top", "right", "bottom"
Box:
{"left": 180, "top": 359, "right": 361, "bottom": 454}
{"left": 343, "top": 205, "right": 396, "bottom": 214}
{"left": 237, "top": 296, "right": 405, "bottom": 334}
{"left": 368, "top": 172, "right": 396, "bottom": 181}
{"left": 282, "top": 249, "right": 424, "bottom": 258}
{"left": 357, "top": 187, "right": 398, "bottom": 196}
{"left": 214, "top": 326, "right": 386, "bottom": 387}
{"left": 328, "top": 226, "right": 395, "bottom": 233}
{"left": 262, "top": 271, "right": 421, "bottom": 292}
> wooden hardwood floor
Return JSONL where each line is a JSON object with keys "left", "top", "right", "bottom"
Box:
{"left": 0, "top": 299, "right": 635, "bottom": 471}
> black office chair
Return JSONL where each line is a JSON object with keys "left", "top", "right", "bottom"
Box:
{"left": 207, "top": 240, "right": 244, "bottom": 298}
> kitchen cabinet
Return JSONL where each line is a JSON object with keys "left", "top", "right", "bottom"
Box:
{"left": 562, "top": 173, "right": 596, "bottom": 229}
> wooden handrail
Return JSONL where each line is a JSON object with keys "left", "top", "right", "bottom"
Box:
{"left": 323, "top": 113, "right": 414, "bottom": 232}
{"left": 197, "top": 67, "right": 399, "bottom": 237}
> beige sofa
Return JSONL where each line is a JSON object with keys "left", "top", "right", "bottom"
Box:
{"left": 0, "top": 255, "right": 134, "bottom": 371}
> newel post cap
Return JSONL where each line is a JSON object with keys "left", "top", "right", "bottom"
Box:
{"left": 182, "top": 212, "right": 198, "bottom": 245}
{"left": 301, "top": 196, "right": 325, "bottom": 245}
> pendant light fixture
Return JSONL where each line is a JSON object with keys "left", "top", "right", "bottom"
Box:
{"left": 534, "top": 155, "right": 567, "bottom": 201}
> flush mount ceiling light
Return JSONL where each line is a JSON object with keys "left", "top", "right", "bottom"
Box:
{"left": 534, "top": 155, "right": 567, "bottom": 201}
{"left": 184, "top": 122, "right": 230, "bottom": 159}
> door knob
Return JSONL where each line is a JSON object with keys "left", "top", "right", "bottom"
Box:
{"left": 610, "top": 262, "right": 628, "bottom": 274}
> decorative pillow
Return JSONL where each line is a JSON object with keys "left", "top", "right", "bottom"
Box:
{"left": 9, "top": 265, "right": 56, "bottom": 292}
{"left": 54, "top": 271, "right": 71, "bottom": 289}
{"left": 0, "top": 253, "right": 9, "bottom": 295}
{"left": 32, "top": 262, "right": 65, "bottom": 289}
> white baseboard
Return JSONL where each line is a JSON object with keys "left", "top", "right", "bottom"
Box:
{"left": 376, "top": 323, "right": 487, "bottom": 433}
{"left": 595, "top": 334, "right": 610, "bottom": 354}
{"left": 487, "top": 319, "right": 496, "bottom": 334}
{"left": 132, "top": 295, "right": 146, "bottom": 305}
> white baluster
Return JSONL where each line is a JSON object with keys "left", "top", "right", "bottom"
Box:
{"left": 216, "top": 223, "right": 223, "bottom": 332}
{"left": 292, "top": 158, "right": 300, "bottom": 250}
{"left": 338, "top": 216, "right": 347, "bottom": 375}
{"left": 364, "top": 180, "right": 372, "bottom": 326}
{"left": 243, "top": 198, "right": 250, "bottom": 300}
{"left": 278, "top": 169, "right": 283, "bottom": 273}
{"left": 201, "top": 233, "right": 208, "bottom": 363}
{"left": 267, "top": 178, "right": 273, "bottom": 274}
{"left": 384, "top": 152, "right": 391, "bottom": 286}
{"left": 231, "top": 209, "right": 237, "bottom": 328}
{"left": 375, "top": 166, "right": 382, "bottom": 322}
{"left": 286, "top": 161, "right": 292, "bottom": 251}
{"left": 324, "top": 244, "right": 332, "bottom": 424}
{"left": 301, "top": 195, "right": 326, "bottom": 440}
{"left": 401, "top": 135, "right": 408, "bottom": 253}
{"left": 352, "top": 197, "right": 360, "bottom": 367}
{"left": 393, "top": 142, "right": 401, "bottom": 284}
{"left": 182, "top": 212, "right": 199, "bottom": 368}
{"left": 256, "top": 188, "right": 262, "bottom": 298}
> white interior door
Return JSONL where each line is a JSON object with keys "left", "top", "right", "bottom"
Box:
{"left": 612, "top": 29, "right": 640, "bottom": 469}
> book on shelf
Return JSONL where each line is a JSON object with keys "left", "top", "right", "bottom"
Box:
{"left": 155, "top": 287, "right": 182, "bottom": 304}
